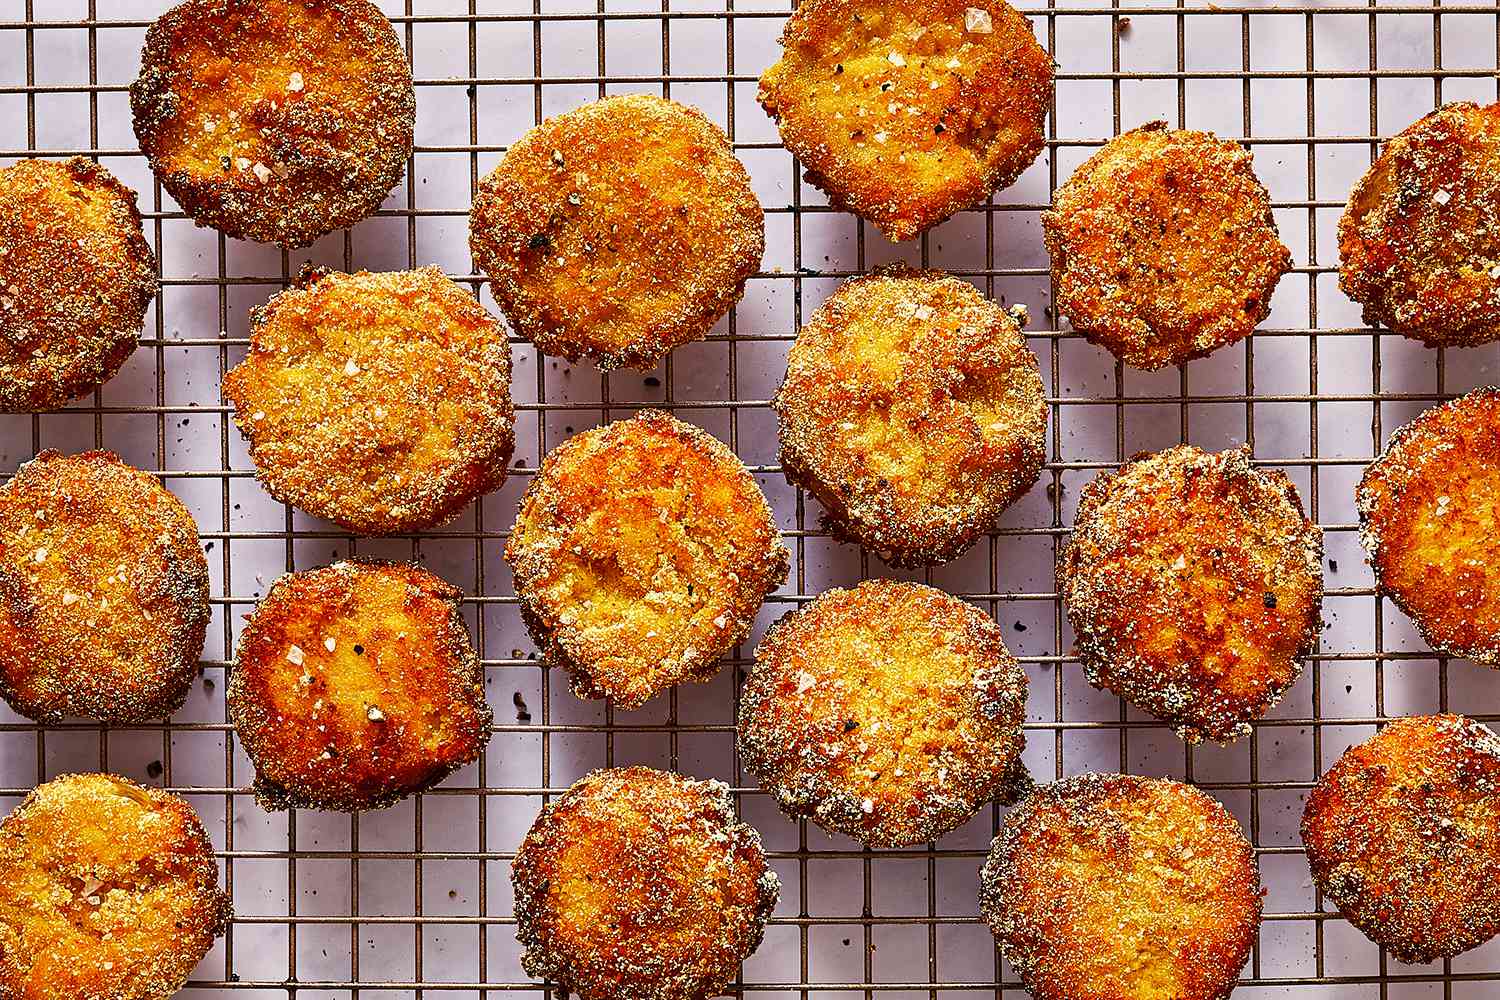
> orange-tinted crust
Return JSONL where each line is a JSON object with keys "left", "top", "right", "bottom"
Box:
{"left": 981, "top": 774, "right": 1261, "bottom": 1000}
{"left": 0, "top": 450, "right": 209, "bottom": 724}
{"left": 759, "top": 0, "right": 1053, "bottom": 241}
{"left": 0, "top": 773, "right": 230, "bottom": 1000}
{"left": 1301, "top": 714, "right": 1500, "bottom": 963}
{"left": 130, "top": 0, "right": 415, "bottom": 248}
{"left": 228, "top": 560, "right": 492, "bottom": 811}
{"left": 512, "top": 767, "right": 778, "bottom": 1000}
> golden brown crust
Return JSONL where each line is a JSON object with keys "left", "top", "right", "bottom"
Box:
{"left": 1301, "top": 714, "right": 1500, "bottom": 963}
{"left": 1045, "top": 122, "right": 1292, "bottom": 370}
{"left": 0, "top": 158, "right": 156, "bottom": 412}
{"left": 1059, "top": 446, "right": 1324, "bottom": 744}
{"left": 0, "top": 451, "right": 209, "bottom": 725}
{"left": 222, "top": 267, "right": 515, "bottom": 535}
{"left": 737, "top": 578, "right": 1028, "bottom": 847}
{"left": 980, "top": 774, "right": 1261, "bottom": 1000}
{"left": 130, "top": 0, "right": 415, "bottom": 248}
{"left": 1338, "top": 102, "right": 1500, "bottom": 347}
{"left": 773, "top": 268, "right": 1045, "bottom": 566}
{"left": 469, "top": 95, "right": 763, "bottom": 371}
{"left": 0, "top": 772, "right": 230, "bottom": 1000}
{"left": 506, "top": 410, "right": 788, "bottom": 710}
{"left": 227, "top": 559, "right": 492, "bottom": 812}
{"left": 759, "top": 0, "right": 1053, "bottom": 242}
{"left": 512, "top": 767, "right": 778, "bottom": 1000}
{"left": 1357, "top": 389, "right": 1500, "bottom": 667}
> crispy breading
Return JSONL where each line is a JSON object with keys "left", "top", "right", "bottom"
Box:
{"left": 759, "top": 0, "right": 1053, "bottom": 242}
{"left": 512, "top": 767, "right": 778, "bottom": 1000}
{"left": 0, "top": 773, "right": 230, "bottom": 1000}
{"left": 469, "top": 95, "right": 763, "bottom": 371}
{"left": 738, "top": 578, "right": 1028, "bottom": 847}
{"left": 981, "top": 774, "right": 1261, "bottom": 1000}
{"left": 1339, "top": 102, "right": 1500, "bottom": 347}
{"left": 506, "top": 410, "right": 788, "bottom": 710}
{"left": 1357, "top": 389, "right": 1500, "bottom": 666}
{"left": 0, "top": 158, "right": 156, "bottom": 412}
{"left": 1059, "top": 446, "right": 1323, "bottom": 744}
{"left": 130, "top": 0, "right": 415, "bottom": 248}
{"left": 0, "top": 450, "right": 209, "bottom": 725}
{"left": 773, "top": 268, "right": 1045, "bottom": 566}
{"left": 1045, "top": 122, "right": 1292, "bottom": 370}
{"left": 1301, "top": 714, "right": 1500, "bottom": 963}
{"left": 227, "top": 560, "right": 492, "bottom": 812}
{"left": 222, "top": 267, "right": 515, "bottom": 535}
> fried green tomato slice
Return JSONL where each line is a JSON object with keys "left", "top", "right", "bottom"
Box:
{"left": 1045, "top": 122, "right": 1292, "bottom": 370}
{"left": 470, "top": 95, "right": 763, "bottom": 371}
{"left": 1301, "top": 714, "right": 1500, "bottom": 963}
{"left": 228, "top": 560, "right": 492, "bottom": 812}
{"left": 130, "top": 0, "right": 415, "bottom": 247}
{"left": 0, "top": 157, "right": 156, "bottom": 412}
{"left": 1357, "top": 388, "right": 1500, "bottom": 666}
{"left": 222, "top": 267, "right": 515, "bottom": 535}
{"left": 759, "top": 0, "right": 1053, "bottom": 242}
{"left": 738, "top": 578, "right": 1028, "bottom": 847}
{"left": 1060, "top": 445, "right": 1323, "bottom": 744}
{"left": 512, "top": 767, "right": 778, "bottom": 1000}
{"left": 0, "top": 773, "right": 230, "bottom": 1000}
{"left": 0, "top": 450, "right": 210, "bottom": 725}
{"left": 773, "top": 268, "right": 1045, "bottom": 566}
{"left": 506, "top": 410, "right": 789, "bottom": 710}
{"left": 982, "top": 774, "right": 1261, "bottom": 1000}
{"left": 1339, "top": 102, "right": 1500, "bottom": 347}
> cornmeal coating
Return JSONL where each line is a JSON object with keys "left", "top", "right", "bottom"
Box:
{"left": 470, "top": 95, "right": 763, "bottom": 371}
{"left": 738, "top": 578, "right": 1028, "bottom": 847}
{"left": 223, "top": 267, "right": 515, "bottom": 535}
{"left": 1301, "top": 714, "right": 1500, "bottom": 963}
{"left": 0, "top": 450, "right": 209, "bottom": 724}
{"left": 512, "top": 767, "right": 778, "bottom": 1000}
{"left": 1045, "top": 122, "right": 1292, "bottom": 370}
{"left": 506, "top": 410, "right": 788, "bottom": 710}
{"left": 1339, "top": 102, "right": 1500, "bottom": 347}
{"left": 774, "top": 268, "right": 1045, "bottom": 566}
{"left": 228, "top": 560, "right": 492, "bottom": 812}
{"left": 981, "top": 774, "right": 1261, "bottom": 1000}
{"left": 1060, "top": 446, "right": 1323, "bottom": 744}
{"left": 130, "top": 0, "right": 415, "bottom": 247}
{"left": 0, "top": 773, "right": 230, "bottom": 1000}
{"left": 1357, "top": 388, "right": 1500, "bottom": 666}
{"left": 759, "top": 0, "right": 1053, "bottom": 241}
{"left": 0, "top": 157, "right": 156, "bottom": 412}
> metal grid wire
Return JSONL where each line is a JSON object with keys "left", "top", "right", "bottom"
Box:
{"left": 2, "top": 0, "right": 1500, "bottom": 998}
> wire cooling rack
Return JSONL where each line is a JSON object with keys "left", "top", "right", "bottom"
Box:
{"left": 4, "top": 0, "right": 1500, "bottom": 998}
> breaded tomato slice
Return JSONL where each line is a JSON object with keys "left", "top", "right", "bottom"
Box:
{"left": 228, "top": 560, "right": 492, "bottom": 812}
{"left": 1060, "top": 446, "right": 1323, "bottom": 743}
{"left": 774, "top": 268, "right": 1045, "bottom": 566}
{"left": 738, "top": 578, "right": 1028, "bottom": 847}
{"left": 981, "top": 774, "right": 1261, "bottom": 1000}
{"left": 1046, "top": 122, "right": 1292, "bottom": 370}
{"left": 0, "top": 450, "right": 209, "bottom": 724}
{"left": 1301, "top": 714, "right": 1500, "bottom": 963}
{"left": 470, "top": 95, "right": 763, "bottom": 371}
{"left": 1339, "top": 102, "right": 1500, "bottom": 347}
{"left": 223, "top": 267, "right": 515, "bottom": 535}
{"left": 0, "top": 773, "right": 230, "bottom": 1000}
{"left": 0, "top": 157, "right": 156, "bottom": 412}
{"left": 760, "top": 0, "right": 1053, "bottom": 241}
{"left": 506, "top": 410, "right": 788, "bottom": 710}
{"left": 512, "top": 767, "right": 778, "bottom": 1000}
{"left": 130, "top": 0, "right": 415, "bottom": 247}
{"left": 1357, "top": 388, "right": 1500, "bottom": 666}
